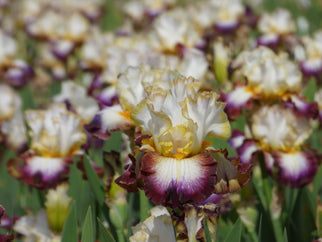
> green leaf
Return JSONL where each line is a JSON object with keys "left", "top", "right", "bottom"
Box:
{"left": 252, "top": 174, "right": 268, "bottom": 211}
{"left": 139, "top": 190, "right": 150, "bottom": 221}
{"left": 287, "top": 188, "right": 316, "bottom": 242}
{"left": 284, "top": 187, "right": 299, "bottom": 217}
{"left": 98, "top": 218, "right": 115, "bottom": 242}
{"left": 303, "top": 77, "right": 316, "bottom": 102}
{"left": 84, "top": 155, "right": 105, "bottom": 205}
{"left": 223, "top": 218, "right": 242, "bottom": 242}
{"left": 126, "top": 193, "right": 136, "bottom": 238}
{"left": 61, "top": 201, "right": 78, "bottom": 242}
{"left": 283, "top": 228, "right": 288, "bottom": 242}
{"left": 68, "top": 162, "right": 93, "bottom": 224}
{"left": 81, "top": 206, "right": 95, "bottom": 242}
{"left": 203, "top": 216, "right": 212, "bottom": 242}
{"left": 103, "top": 131, "right": 122, "bottom": 152}
{"left": 258, "top": 214, "right": 263, "bottom": 242}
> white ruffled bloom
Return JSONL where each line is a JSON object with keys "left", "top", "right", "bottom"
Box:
{"left": 130, "top": 206, "right": 175, "bottom": 242}
{"left": 236, "top": 47, "right": 302, "bottom": 97}
{"left": 258, "top": 8, "right": 295, "bottom": 35}
{"left": 250, "top": 105, "right": 313, "bottom": 151}
{"left": 25, "top": 103, "right": 86, "bottom": 157}
{"left": 132, "top": 75, "right": 230, "bottom": 158}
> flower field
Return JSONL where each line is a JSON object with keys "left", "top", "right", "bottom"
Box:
{"left": 0, "top": 0, "right": 321, "bottom": 241}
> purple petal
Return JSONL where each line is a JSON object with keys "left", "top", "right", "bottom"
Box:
{"left": 220, "top": 86, "right": 254, "bottom": 120}
{"left": 139, "top": 152, "right": 217, "bottom": 208}
{"left": 215, "top": 20, "right": 240, "bottom": 33}
{"left": 50, "top": 40, "right": 75, "bottom": 61}
{"left": 283, "top": 95, "right": 319, "bottom": 119}
{"left": 5, "top": 60, "right": 34, "bottom": 88}
{"left": 257, "top": 34, "right": 280, "bottom": 48}
{"left": 272, "top": 150, "right": 319, "bottom": 188}
{"left": 7, "top": 152, "right": 72, "bottom": 189}
{"left": 236, "top": 139, "right": 261, "bottom": 169}
{"left": 300, "top": 59, "right": 322, "bottom": 76}
{"left": 228, "top": 130, "right": 246, "bottom": 151}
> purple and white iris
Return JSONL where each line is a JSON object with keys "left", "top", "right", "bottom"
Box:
{"left": 8, "top": 104, "right": 87, "bottom": 189}
{"left": 116, "top": 71, "right": 250, "bottom": 207}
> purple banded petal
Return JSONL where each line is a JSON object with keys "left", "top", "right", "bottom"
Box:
{"left": 215, "top": 20, "right": 240, "bottom": 33}
{"left": 83, "top": 9, "right": 103, "bottom": 22}
{"left": 236, "top": 139, "right": 261, "bottom": 169}
{"left": 228, "top": 130, "right": 246, "bottom": 151}
{"left": 283, "top": 95, "right": 319, "bottom": 119}
{"left": 87, "top": 74, "right": 104, "bottom": 94}
{"left": 139, "top": 152, "right": 217, "bottom": 208}
{"left": 85, "top": 105, "right": 134, "bottom": 139}
{"left": 272, "top": 150, "right": 319, "bottom": 188}
{"left": 257, "top": 34, "right": 280, "bottom": 48}
{"left": 221, "top": 86, "right": 253, "bottom": 119}
{"left": 7, "top": 152, "right": 72, "bottom": 189}
{"left": 5, "top": 60, "right": 34, "bottom": 88}
{"left": 50, "top": 40, "right": 75, "bottom": 60}
{"left": 95, "top": 86, "right": 118, "bottom": 107}
{"left": 210, "top": 148, "right": 251, "bottom": 193}
{"left": 300, "top": 59, "right": 322, "bottom": 76}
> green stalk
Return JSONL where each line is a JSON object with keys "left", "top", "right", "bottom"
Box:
{"left": 258, "top": 154, "right": 284, "bottom": 242}
{"left": 116, "top": 229, "right": 125, "bottom": 242}
{"left": 139, "top": 189, "right": 149, "bottom": 221}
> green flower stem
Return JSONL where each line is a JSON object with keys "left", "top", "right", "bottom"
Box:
{"left": 116, "top": 229, "right": 125, "bottom": 242}
{"left": 258, "top": 154, "right": 284, "bottom": 242}
{"left": 139, "top": 189, "right": 149, "bottom": 221}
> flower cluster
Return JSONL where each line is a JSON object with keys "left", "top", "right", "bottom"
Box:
{"left": 0, "top": 0, "right": 320, "bottom": 241}
{"left": 8, "top": 104, "right": 87, "bottom": 189}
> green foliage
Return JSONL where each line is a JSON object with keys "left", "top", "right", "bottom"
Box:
{"left": 0, "top": 1, "right": 321, "bottom": 242}
{"left": 81, "top": 207, "right": 95, "bottom": 242}
{"left": 61, "top": 201, "right": 78, "bottom": 242}
{"left": 98, "top": 218, "right": 116, "bottom": 242}
{"left": 223, "top": 218, "right": 242, "bottom": 242}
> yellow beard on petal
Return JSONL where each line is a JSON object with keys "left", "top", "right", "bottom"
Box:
{"left": 157, "top": 125, "right": 195, "bottom": 158}
{"left": 118, "top": 111, "right": 132, "bottom": 121}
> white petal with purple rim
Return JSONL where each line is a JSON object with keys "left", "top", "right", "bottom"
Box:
{"left": 274, "top": 150, "right": 319, "bottom": 187}
{"left": 238, "top": 140, "right": 261, "bottom": 165}
{"left": 141, "top": 152, "right": 216, "bottom": 207}
{"left": 26, "top": 156, "right": 66, "bottom": 182}
{"left": 153, "top": 157, "right": 207, "bottom": 194}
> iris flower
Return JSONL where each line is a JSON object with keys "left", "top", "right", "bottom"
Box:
{"left": 0, "top": 84, "right": 27, "bottom": 153}
{"left": 230, "top": 104, "right": 320, "bottom": 187}
{"left": 257, "top": 8, "right": 295, "bottom": 47}
{"left": 86, "top": 65, "right": 178, "bottom": 139}
{"left": 117, "top": 72, "right": 250, "bottom": 207}
{"left": 13, "top": 184, "right": 71, "bottom": 240}
{"left": 223, "top": 46, "right": 320, "bottom": 187}
{"left": 8, "top": 104, "right": 87, "bottom": 189}
{"left": 223, "top": 46, "right": 317, "bottom": 119}
{"left": 300, "top": 31, "right": 322, "bottom": 78}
